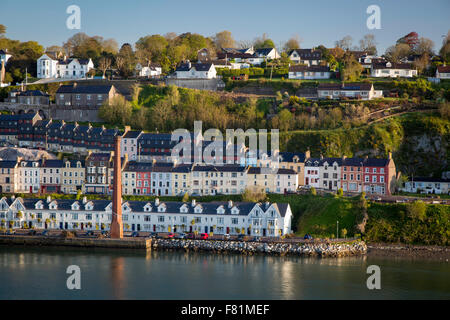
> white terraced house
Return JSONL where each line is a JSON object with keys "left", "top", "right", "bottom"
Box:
{"left": 37, "top": 54, "right": 94, "bottom": 79}
{"left": 0, "top": 197, "right": 293, "bottom": 237}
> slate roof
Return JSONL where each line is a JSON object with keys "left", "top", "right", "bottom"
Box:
{"left": 318, "top": 82, "right": 373, "bottom": 91}
{"left": 288, "top": 49, "right": 322, "bottom": 60}
{"left": 56, "top": 84, "right": 114, "bottom": 94}
{"left": 176, "top": 62, "right": 213, "bottom": 72}
{"left": 255, "top": 48, "right": 275, "bottom": 56}
{"left": 1, "top": 197, "right": 290, "bottom": 218}
{"left": 123, "top": 130, "right": 143, "bottom": 139}
{"left": 279, "top": 152, "right": 306, "bottom": 163}
{"left": 0, "top": 160, "right": 18, "bottom": 168}
{"left": 42, "top": 160, "right": 64, "bottom": 168}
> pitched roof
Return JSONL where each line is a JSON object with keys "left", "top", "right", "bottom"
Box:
{"left": 56, "top": 84, "right": 114, "bottom": 94}
{"left": 437, "top": 65, "right": 450, "bottom": 73}
{"left": 372, "top": 62, "right": 415, "bottom": 70}
{"left": 318, "top": 82, "right": 373, "bottom": 91}
{"left": 289, "top": 65, "right": 330, "bottom": 72}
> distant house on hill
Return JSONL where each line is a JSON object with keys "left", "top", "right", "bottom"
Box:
{"left": 370, "top": 62, "right": 417, "bottom": 78}
{"left": 288, "top": 49, "right": 322, "bottom": 66}
{"left": 55, "top": 83, "right": 119, "bottom": 107}
{"left": 37, "top": 54, "right": 94, "bottom": 79}
{"left": 317, "top": 82, "right": 383, "bottom": 100}
{"left": 5, "top": 89, "right": 50, "bottom": 105}
{"left": 135, "top": 63, "right": 162, "bottom": 78}
{"left": 436, "top": 65, "right": 450, "bottom": 79}
{"left": 288, "top": 65, "right": 332, "bottom": 80}
{"left": 173, "top": 61, "right": 217, "bottom": 79}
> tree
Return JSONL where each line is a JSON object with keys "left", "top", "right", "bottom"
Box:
{"left": 254, "top": 33, "right": 275, "bottom": 49}
{"left": 340, "top": 52, "right": 363, "bottom": 81}
{"left": 135, "top": 34, "right": 168, "bottom": 66}
{"left": 278, "top": 109, "right": 293, "bottom": 132}
{"left": 182, "top": 192, "right": 189, "bottom": 202}
{"left": 242, "top": 187, "right": 266, "bottom": 202}
{"left": 341, "top": 228, "right": 347, "bottom": 239}
{"left": 358, "top": 34, "right": 377, "bottom": 55}
{"left": 413, "top": 52, "right": 430, "bottom": 74}
{"left": 335, "top": 36, "right": 353, "bottom": 50}
{"left": 0, "top": 24, "right": 6, "bottom": 37}
{"left": 439, "top": 30, "right": 450, "bottom": 62}
{"left": 98, "top": 56, "right": 112, "bottom": 78}
{"left": 414, "top": 37, "right": 434, "bottom": 56}
{"left": 406, "top": 200, "right": 427, "bottom": 222}
{"left": 283, "top": 35, "right": 301, "bottom": 52}
{"left": 213, "top": 30, "right": 235, "bottom": 49}
{"left": 397, "top": 32, "right": 419, "bottom": 49}
{"left": 116, "top": 43, "right": 135, "bottom": 78}
{"left": 310, "top": 187, "right": 317, "bottom": 195}
{"left": 385, "top": 43, "right": 411, "bottom": 63}
{"left": 439, "top": 102, "right": 450, "bottom": 120}
{"left": 98, "top": 95, "right": 132, "bottom": 126}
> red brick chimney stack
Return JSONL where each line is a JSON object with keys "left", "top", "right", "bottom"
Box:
{"left": 110, "top": 135, "right": 123, "bottom": 239}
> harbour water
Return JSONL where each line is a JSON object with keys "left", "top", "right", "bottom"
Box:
{"left": 0, "top": 246, "right": 448, "bottom": 300}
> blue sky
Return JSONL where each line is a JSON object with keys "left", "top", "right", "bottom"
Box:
{"left": 1, "top": 0, "right": 449, "bottom": 54}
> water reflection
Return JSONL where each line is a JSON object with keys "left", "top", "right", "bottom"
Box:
{"left": 110, "top": 257, "right": 125, "bottom": 300}
{"left": 0, "top": 247, "right": 448, "bottom": 300}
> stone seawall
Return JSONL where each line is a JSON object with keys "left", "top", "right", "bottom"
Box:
{"left": 0, "top": 235, "right": 151, "bottom": 249}
{"left": 152, "top": 239, "right": 367, "bottom": 257}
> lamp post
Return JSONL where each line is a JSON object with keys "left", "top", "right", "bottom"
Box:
{"left": 337, "top": 220, "right": 339, "bottom": 240}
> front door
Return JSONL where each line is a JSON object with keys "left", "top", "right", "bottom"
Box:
{"left": 205, "top": 226, "right": 208, "bottom": 234}
{"left": 263, "top": 229, "right": 266, "bottom": 236}
{"left": 81, "top": 223, "right": 84, "bottom": 230}
{"left": 137, "top": 224, "right": 141, "bottom": 231}
{"left": 132, "top": 224, "right": 135, "bottom": 231}
{"left": 59, "top": 222, "right": 63, "bottom": 229}
{"left": 329, "top": 182, "right": 332, "bottom": 190}
{"left": 64, "top": 222, "right": 68, "bottom": 229}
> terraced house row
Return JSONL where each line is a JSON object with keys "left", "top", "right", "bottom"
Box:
{"left": 0, "top": 150, "right": 396, "bottom": 196}
{"left": 0, "top": 196, "right": 293, "bottom": 237}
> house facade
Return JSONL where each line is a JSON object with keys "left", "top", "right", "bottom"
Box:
{"left": 401, "top": 178, "right": 449, "bottom": 195}
{"left": 37, "top": 54, "right": 94, "bottom": 79}
{"left": 371, "top": 62, "right": 417, "bottom": 78}
{"left": 0, "top": 197, "right": 293, "bottom": 237}
{"left": 317, "top": 83, "right": 383, "bottom": 100}
{"left": 55, "top": 83, "right": 119, "bottom": 107}
{"left": 288, "top": 65, "right": 332, "bottom": 80}
{"left": 436, "top": 65, "right": 450, "bottom": 79}
{"left": 174, "top": 61, "right": 217, "bottom": 79}
{"left": 288, "top": 49, "right": 322, "bottom": 66}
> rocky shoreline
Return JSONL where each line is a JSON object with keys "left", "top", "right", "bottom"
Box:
{"left": 367, "top": 243, "right": 450, "bottom": 260}
{"left": 151, "top": 239, "right": 367, "bottom": 257}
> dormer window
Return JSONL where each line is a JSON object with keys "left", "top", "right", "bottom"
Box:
{"left": 194, "top": 206, "right": 203, "bottom": 214}
{"left": 231, "top": 207, "right": 239, "bottom": 215}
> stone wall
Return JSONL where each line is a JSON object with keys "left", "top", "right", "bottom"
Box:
{"left": 152, "top": 239, "right": 367, "bottom": 257}
{"left": 165, "top": 78, "right": 225, "bottom": 91}
{"left": 0, "top": 235, "right": 151, "bottom": 249}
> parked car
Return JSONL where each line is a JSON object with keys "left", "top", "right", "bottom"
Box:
{"left": 303, "top": 234, "right": 313, "bottom": 240}
{"left": 176, "top": 233, "right": 187, "bottom": 239}
{"left": 223, "top": 233, "right": 231, "bottom": 240}
{"left": 186, "top": 233, "right": 196, "bottom": 239}
{"left": 237, "top": 234, "right": 246, "bottom": 241}
{"left": 166, "top": 232, "right": 175, "bottom": 239}
{"left": 253, "top": 236, "right": 261, "bottom": 242}
{"left": 131, "top": 231, "right": 139, "bottom": 237}
{"left": 41, "top": 230, "right": 48, "bottom": 236}
{"left": 28, "top": 230, "right": 37, "bottom": 236}
{"left": 200, "top": 233, "right": 209, "bottom": 240}
{"left": 85, "top": 231, "right": 94, "bottom": 236}
{"left": 149, "top": 232, "right": 158, "bottom": 238}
